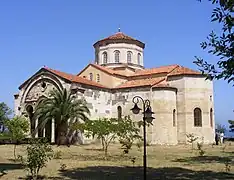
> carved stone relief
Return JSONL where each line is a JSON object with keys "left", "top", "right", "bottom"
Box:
{"left": 25, "top": 80, "right": 57, "bottom": 102}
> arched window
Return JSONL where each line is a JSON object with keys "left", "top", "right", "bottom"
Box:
{"left": 137, "top": 53, "right": 141, "bottom": 65}
{"left": 210, "top": 108, "right": 213, "bottom": 127}
{"left": 103, "top": 52, "right": 107, "bottom": 64}
{"left": 96, "top": 74, "right": 100, "bottom": 82}
{"left": 127, "top": 51, "right": 132, "bottom": 63}
{"left": 194, "top": 108, "right": 202, "bottom": 127}
{"left": 89, "top": 73, "right": 93, "bottom": 81}
{"left": 173, "top": 109, "right": 176, "bottom": 127}
{"left": 117, "top": 106, "right": 122, "bottom": 119}
{"left": 114, "top": 50, "right": 120, "bottom": 63}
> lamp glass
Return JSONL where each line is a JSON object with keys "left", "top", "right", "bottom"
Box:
{"left": 145, "top": 107, "right": 155, "bottom": 123}
{"left": 131, "top": 103, "right": 141, "bottom": 114}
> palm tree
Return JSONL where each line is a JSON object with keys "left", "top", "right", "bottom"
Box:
{"left": 33, "top": 88, "right": 90, "bottom": 145}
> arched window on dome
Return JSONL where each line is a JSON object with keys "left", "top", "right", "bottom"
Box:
{"left": 114, "top": 50, "right": 120, "bottom": 63}
{"left": 127, "top": 51, "right": 132, "bottom": 63}
{"left": 102, "top": 52, "right": 107, "bottom": 64}
{"left": 137, "top": 53, "right": 141, "bottom": 65}
{"left": 194, "top": 107, "right": 202, "bottom": 127}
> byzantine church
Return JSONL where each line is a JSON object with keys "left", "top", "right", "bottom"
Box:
{"left": 14, "top": 30, "right": 215, "bottom": 145}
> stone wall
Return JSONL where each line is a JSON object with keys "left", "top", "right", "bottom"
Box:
{"left": 168, "top": 75, "right": 215, "bottom": 144}
{"left": 111, "top": 87, "right": 177, "bottom": 145}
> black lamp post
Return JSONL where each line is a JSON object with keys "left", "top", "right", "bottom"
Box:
{"left": 131, "top": 96, "right": 155, "bottom": 180}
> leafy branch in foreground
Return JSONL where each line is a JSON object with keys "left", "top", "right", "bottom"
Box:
{"left": 194, "top": 0, "right": 234, "bottom": 83}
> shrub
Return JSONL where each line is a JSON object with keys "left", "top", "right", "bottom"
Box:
{"left": 136, "top": 140, "right": 143, "bottom": 151}
{"left": 19, "top": 138, "right": 53, "bottom": 180}
{"left": 60, "top": 163, "right": 67, "bottom": 171}
{"left": 186, "top": 133, "right": 198, "bottom": 150}
{"left": 4, "top": 116, "right": 29, "bottom": 160}
{"left": 53, "top": 150, "right": 62, "bottom": 159}
{"left": 197, "top": 142, "right": 205, "bottom": 156}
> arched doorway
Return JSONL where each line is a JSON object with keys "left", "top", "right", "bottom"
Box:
{"left": 26, "top": 105, "right": 35, "bottom": 137}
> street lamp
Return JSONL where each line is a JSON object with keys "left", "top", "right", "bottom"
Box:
{"left": 130, "top": 96, "right": 155, "bottom": 180}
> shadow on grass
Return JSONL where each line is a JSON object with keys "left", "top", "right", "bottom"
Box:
{"left": 0, "top": 163, "right": 23, "bottom": 178}
{"left": 62, "top": 153, "right": 131, "bottom": 162}
{"left": 84, "top": 148, "right": 104, "bottom": 152}
{"left": 57, "top": 166, "right": 234, "bottom": 180}
{"left": 173, "top": 156, "right": 234, "bottom": 165}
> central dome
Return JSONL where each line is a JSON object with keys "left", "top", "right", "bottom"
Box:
{"left": 93, "top": 32, "right": 145, "bottom": 49}
{"left": 93, "top": 31, "right": 145, "bottom": 70}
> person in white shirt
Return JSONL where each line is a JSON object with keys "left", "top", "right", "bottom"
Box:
{"left": 220, "top": 132, "right": 224, "bottom": 144}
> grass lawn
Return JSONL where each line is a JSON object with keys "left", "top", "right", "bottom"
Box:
{"left": 0, "top": 141, "right": 234, "bottom": 179}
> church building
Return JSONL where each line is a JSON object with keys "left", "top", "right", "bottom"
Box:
{"left": 14, "top": 30, "right": 215, "bottom": 145}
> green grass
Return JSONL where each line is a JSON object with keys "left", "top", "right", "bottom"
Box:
{"left": 0, "top": 142, "right": 233, "bottom": 179}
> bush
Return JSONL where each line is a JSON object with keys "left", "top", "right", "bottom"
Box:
{"left": 53, "top": 150, "right": 62, "bottom": 159}
{"left": 197, "top": 142, "right": 205, "bottom": 156}
{"left": 19, "top": 138, "right": 53, "bottom": 180}
{"left": 136, "top": 140, "right": 143, "bottom": 151}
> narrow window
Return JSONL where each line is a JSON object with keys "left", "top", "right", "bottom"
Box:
{"left": 103, "top": 52, "right": 107, "bottom": 64}
{"left": 194, "top": 108, "right": 202, "bottom": 127}
{"left": 117, "top": 106, "right": 122, "bottom": 119}
{"left": 96, "top": 74, "right": 100, "bottom": 82}
{"left": 114, "top": 50, "right": 120, "bottom": 63}
{"left": 89, "top": 73, "right": 93, "bottom": 81}
{"left": 173, "top": 109, "right": 176, "bottom": 127}
{"left": 127, "top": 51, "right": 132, "bottom": 63}
{"left": 210, "top": 108, "right": 213, "bottom": 127}
{"left": 137, "top": 53, "right": 141, "bottom": 65}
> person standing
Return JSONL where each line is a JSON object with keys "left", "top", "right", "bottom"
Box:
{"left": 220, "top": 132, "right": 224, "bottom": 144}
{"left": 215, "top": 132, "right": 219, "bottom": 145}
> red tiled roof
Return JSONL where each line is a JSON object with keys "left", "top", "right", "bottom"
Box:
{"left": 115, "top": 77, "right": 165, "bottom": 89}
{"left": 132, "top": 65, "right": 179, "bottom": 77}
{"left": 91, "top": 64, "right": 128, "bottom": 77}
{"left": 101, "top": 32, "right": 137, "bottom": 41}
{"left": 167, "top": 66, "right": 201, "bottom": 76}
{"left": 93, "top": 32, "right": 145, "bottom": 48}
{"left": 45, "top": 67, "right": 108, "bottom": 89}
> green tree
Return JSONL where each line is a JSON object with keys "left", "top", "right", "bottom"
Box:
{"left": 19, "top": 138, "right": 53, "bottom": 180}
{"left": 118, "top": 116, "right": 142, "bottom": 154}
{"left": 81, "top": 118, "right": 118, "bottom": 156}
{"left": 194, "top": 0, "right": 234, "bottom": 83}
{"left": 0, "top": 102, "right": 12, "bottom": 132}
{"left": 75, "top": 116, "right": 141, "bottom": 156}
{"left": 216, "top": 123, "right": 226, "bottom": 133}
{"left": 4, "top": 116, "right": 29, "bottom": 160}
{"left": 33, "top": 88, "right": 90, "bottom": 145}
{"left": 228, "top": 120, "right": 234, "bottom": 132}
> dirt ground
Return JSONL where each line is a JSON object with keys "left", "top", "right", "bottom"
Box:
{"left": 0, "top": 141, "right": 233, "bottom": 179}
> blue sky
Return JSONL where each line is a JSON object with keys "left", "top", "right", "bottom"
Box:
{"left": 0, "top": 1, "right": 233, "bottom": 128}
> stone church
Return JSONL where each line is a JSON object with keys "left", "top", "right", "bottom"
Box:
{"left": 14, "top": 30, "right": 215, "bottom": 145}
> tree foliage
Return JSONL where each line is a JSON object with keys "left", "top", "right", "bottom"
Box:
{"left": 194, "top": 0, "right": 234, "bottom": 83}
{"left": 33, "top": 88, "right": 90, "bottom": 145}
{"left": 19, "top": 138, "right": 53, "bottom": 180}
{"left": 4, "top": 116, "right": 29, "bottom": 159}
{"left": 228, "top": 120, "right": 234, "bottom": 131}
{"left": 0, "top": 102, "right": 12, "bottom": 132}
{"left": 216, "top": 123, "right": 226, "bottom": 133}
{"left": 74, "top": 116, "right": 141, "bottom": 156}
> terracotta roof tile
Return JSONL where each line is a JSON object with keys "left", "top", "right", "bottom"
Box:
{"left": 132, "top": 65, "right": 179, "bottom": 77}
{"left": 90, "top": 63, "right": 127, "bottom": 77}
{"left": 115, "top": 77, "right": 165, "bottom": 89}
{"left": 45, "top": 67, "right": 108, "bottom": 89}
{"left": 168, "top": 66, "right": 201, "bottom": 76}
{"left": 93, "top": 32, "right": 145, "bottom": 48}
{"left": 101, "top": 32, "right": 137, "bottom": 41}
